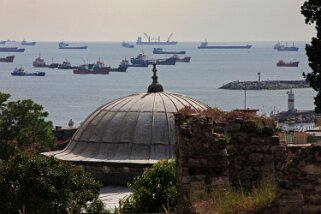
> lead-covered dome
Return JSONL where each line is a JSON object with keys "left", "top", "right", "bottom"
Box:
{"left": 46, "top": 65, "right": 208, "bottom": 164}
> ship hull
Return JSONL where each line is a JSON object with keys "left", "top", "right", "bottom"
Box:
{"left": 11, "top": 72, "right": 45, "bottom": 76}
{"left": 153, "top": 50, "right": 186, "bottom": 54}
{"left": 277, "top": 62, "right": 299, "bottom": 67}
{"left": 136, "top": 41, "right": 177, "bottom": 45}
{"left": 0, "top": 48, "right": 25, "bottom": 52}
{"left": 73, "top": 67, "right": 110, "bottom": 74}
{"left": 59, "top": 46, "right": 88, "bottom": 50}
{"left": 198, "top": 45, "right": 252, "bottom": 49}
{"left": 21, "top": 42, "right": 36, "bottom": 46}
{"left": 0, "top": 55, "right": 15, "bottom": 62}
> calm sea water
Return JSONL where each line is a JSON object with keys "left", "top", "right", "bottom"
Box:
{"left": 0, "top": 41, "right": 314, "bottom": 126}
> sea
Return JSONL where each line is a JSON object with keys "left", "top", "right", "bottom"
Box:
{"left": 0, "top": 41, "right": 315, "bottom": 127}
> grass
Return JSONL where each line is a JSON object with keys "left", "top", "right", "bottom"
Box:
{"left": 197, "top": 179, "right": 277, "bottom": 214}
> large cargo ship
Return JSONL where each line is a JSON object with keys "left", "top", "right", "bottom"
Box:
{"left": 21, "top": 40, "right": 36, "bottom": 46}
{"left": 198, "top": 41, "right": 252, "bottom": 49}
{"left": 59, "top": 42, "right": 88, "bottom": 50}
{"left": 274, "top": 42, "right": 298, "bottom": 51}
{"left": 276, "top": 60, "right": 299, "bottom": 67}
{"left": 0, "top": 47, "right": 25, "bottom": 52}
{"left": 136, "top": 33, "right": 177, "bottom": 45}
{"left": 153, "top": 48, "right": 186, "bottom": 54}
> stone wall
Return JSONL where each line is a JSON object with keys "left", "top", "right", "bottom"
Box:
{"left": 264, "top": 143, "right": 321, "bottom": 214}
{"left": 175, "top": 112, "right": 286, "bottom": 213}
{"left": 228, "top": 119, "right": 287, "bottom": 190}
{"left": 176, "top": 114, "right": 228, "bottom": 214}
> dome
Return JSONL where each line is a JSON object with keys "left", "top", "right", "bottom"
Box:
{"left": 49, "top": 92, "right": 207, "bottom": 164}
{"left": 45, "top": 65, "right": 208, "bottom": 165}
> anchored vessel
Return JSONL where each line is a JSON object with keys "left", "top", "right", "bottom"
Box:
{"left": 73, "top": 60, "right": 110, "bottom": 74}
{"left": 33, "top": 55, "right": 49, "bottom": 67}
{"left": 58, "top": 42, "right": 88, "bottom": 49}
{"left": 274, "top": 42, "right": 299, "bottom": 51}
{"left": 153, "top": 48, "right": 186, "bottom": 54}
{"left": 57, "top": 60, "right": 79, "bottom": 69}
{"left": 110, "top": 59, "right": 129, "bottom": 72}
{"left": 277, "top": 60, "right": 299, "bottom": 67}
{"left": 198, "top": 41, "right": 252, "bottom": 49}
{"left": 0, "top": 47, "right": 25, "bottom": 52}
{"left": 136, "top": 33, "right": 177, "bottom": 45}
{"left": 121, "top": 41, "right": 134, "bottom": 48}
{"left": 11, "top": 67, "right": 45, "bottom": 76}
{"left": 0, "top": 55, "right": 15, "bottom": 63}
{"left": 21, "top": 40, "right": 36, "bottom": 45}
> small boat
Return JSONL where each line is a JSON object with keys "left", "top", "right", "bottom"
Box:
{"left": 110, "top": 59, "right": 129, "bottom": 72}
{"left": 274, "top": 42, "right": 299, "bottom": 51}
{"left": 73, "top": 60, "right": 110, "bottom": 74}
{"left": 58, "top": 42, "right": 88, "bottom": 49}
{"left": 121, "top": 41, "right": 134, "bottom": 48}
{"left": 57, "top": 60, "right": 79, "bottom": 69}
{"left": 21, "top": 40, "right": 36, "bottom": 46}
{"left": 153, "top": 48, "right": 186, "bottom": 54}
{"left": 33, "top": 55, "right": 49, "bottom": 67}
{"left": 198, "top": 40, "right": 252, "bottom": 49}
{"left": 11, "top": 67, "right": 45, "bottom": 76}
{"left": 170, "top": 55, "right": 191, "bottom": 63}
{"left": 0, "top": 47, "right": 25, "bottom": 52}
{"left": 0, "top": 55, "right": 15, "bottom": 63}
{"left": 276, "top": 60, "right": 299, "bottom": 67}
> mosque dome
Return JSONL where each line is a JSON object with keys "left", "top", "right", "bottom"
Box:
{"left": 48, "top": 65, "right": 208, "bottom": 165}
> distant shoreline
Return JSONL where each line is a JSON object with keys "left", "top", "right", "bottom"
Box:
{"left": 219, "top": 80, "right": 309, "bottom": 90}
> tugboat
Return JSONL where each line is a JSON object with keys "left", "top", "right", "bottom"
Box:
{"left": 11, "top": 67, "right": 45, "bottom": 76}
{"left": 73, "top": 60, "right": 110, "bottom": 74}
{"left": 276, "top": 60, "right": 299, "bottom": 67}
{"left": 153, "top": 48, "right": 186, "bottom": 54}
{"left": 58, "top": 41, "right": 88, "bottom": 49}
{"left": 57, "top": 60, "right": 79, "bottom": 69}
{"left": 33, "top": 55, "right": 49, "bottom": 67}
{"left": 0, "top": 55, "right": 15, "bottom": 63}
{"left": 110, "top": 59, "right": 129, "bottom": 72}
{"left": 121, "top": 41, "right": 134, "bottom": 48}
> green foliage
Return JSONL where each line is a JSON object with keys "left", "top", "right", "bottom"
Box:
{"left": 0, "top": 152, "right": 105, "bottom": 214}
{"left": 0, "top": 92, "right": 55, "bottom": 160}
{"left": 121, "top": 159, "right": 177, "bottom": 213}
{"left": 301, "top": 1, "right": 321, "bottom": 112}
{"left": 210, "top": 179, "right": 277, "bottom": 213}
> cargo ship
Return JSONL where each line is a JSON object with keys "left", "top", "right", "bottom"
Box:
{"left": 274, "top": 42, "right": 299, "bottom": 51}
{"left": 121, "top": 41, "right": 134, "bottom": 48}
{"left": 11, "top": 67, "right": 45, "bottom": 76}
{"left": 33, "top": 55, "right": 49, "bottom": 67}
{"left": 170, "top": 55, "right": 191, "bottom": 63}
{"left": 0, "top": 55, "right": 15, "bottom": 63}
{"left": 276, "top": 60, "right": 299, "bottom": 67}
{"left": 0, "top": 47, "right": 25, "bottom": 52}
{"left": 59, "top": 42, "right": 88, "bottom": 49}
{"left": 131, "top": 53, "right": 176, "bottom": 65}
{"left": 136, "top": 33, "right": 177, "bottom": 45}
{"left": 153, "top": 48, "right": 186, "bottom": 54}
{"left": 73, "top": 60, "right": 110, "bottom": 74}
{"left": 21, "top": 40, "right": 36, "bottom": 46}
{"left": 110, "top": 59, "right": 129, "bottom": 72}
{"left": 198, "top": 40, "right": 252, "bottom": 49}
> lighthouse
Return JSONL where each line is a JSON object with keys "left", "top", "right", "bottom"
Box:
{"left": 287, "top": 89, "right": 295, "bottom": 112}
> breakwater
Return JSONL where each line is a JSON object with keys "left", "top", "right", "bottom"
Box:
{"left": 219, "top": 80, "right": 309, "bottom": 90}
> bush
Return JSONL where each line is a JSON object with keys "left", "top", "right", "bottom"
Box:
{"left": 0, "top": 152, "right": 106, "bottom": 214}
{"left": 121, "top": 159, "right": 177, "bottom": 213}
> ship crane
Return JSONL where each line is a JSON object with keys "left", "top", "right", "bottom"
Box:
{"left": 167, "top": 33, "right": 173, "bottom": 42}
{"left": 143, "top": 33, "right": 151, "bottom": 42}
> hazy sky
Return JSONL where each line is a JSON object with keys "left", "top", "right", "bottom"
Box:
{"left": 0, "top": 0, "right": 316, "bottom": 42}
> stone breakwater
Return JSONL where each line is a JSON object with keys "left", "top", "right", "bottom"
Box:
{"left": 219, "top": 80, "right": 309, "bottom": 90}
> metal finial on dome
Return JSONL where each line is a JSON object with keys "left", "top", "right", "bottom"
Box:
{"left": 148, "top": 64, "right": 164, "bottom": 93}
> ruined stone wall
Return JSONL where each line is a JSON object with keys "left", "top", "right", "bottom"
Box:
{"left": 264, "top": 143, "right": 321, "bottom": 214}
{"left": 176, "top": 114, "right": 228, "bottom": 214}
{"left": 228, "top": 119, "right": 287, "bottom": 190}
